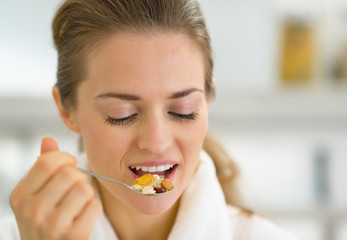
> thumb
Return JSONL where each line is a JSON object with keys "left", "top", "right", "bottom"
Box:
{"left": 40, "top": 136, "right": 60, "bottom": 154}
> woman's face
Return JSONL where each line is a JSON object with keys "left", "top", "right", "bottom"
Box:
{"left": 71, "top": 32, "right": 209, "bottom": 214}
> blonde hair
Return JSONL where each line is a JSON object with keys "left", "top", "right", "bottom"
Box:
{"left": 52, "top": 0, "right": 244, "bottom": 207}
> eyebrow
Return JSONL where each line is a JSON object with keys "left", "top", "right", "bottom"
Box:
{"left": 169, "top": 88, "right": 203, "bottom": 99}
{"left": 95, "top": 92, "right": 140, "bottom": 101}
{"left": 95, "top": 88, "right": 203, "bottom": 101}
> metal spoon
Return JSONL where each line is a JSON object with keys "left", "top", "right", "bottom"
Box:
{"left": 77, "top": 167, "right": 173, "bottom": 196}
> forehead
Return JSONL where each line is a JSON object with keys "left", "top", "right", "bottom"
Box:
{"left": 84, "top": 32, "right": 205, "bottom": 96}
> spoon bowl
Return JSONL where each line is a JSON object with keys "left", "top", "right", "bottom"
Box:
{"left": 77, "top": 167, "right": 173, "bottom": 196}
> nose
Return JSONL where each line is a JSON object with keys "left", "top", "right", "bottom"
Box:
{"left": 137, "top": 112, "right": 172, "bottom": 154}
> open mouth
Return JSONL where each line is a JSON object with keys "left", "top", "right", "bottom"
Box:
{"left": 129, "top": 164, "right": 177, "bottom": 180}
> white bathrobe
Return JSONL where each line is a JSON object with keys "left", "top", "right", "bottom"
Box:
{"left": 0, "top": 151, "right": 296, "bottom": 240}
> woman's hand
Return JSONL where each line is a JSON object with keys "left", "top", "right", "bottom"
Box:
{"left": 10, "top": 137, "right": 102, "bottom": 240}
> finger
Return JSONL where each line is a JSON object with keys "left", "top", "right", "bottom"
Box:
{"left": 34, "top": 166, "right": 87, "bottom": 212}
{"left": 43, "top": 182, "right": 96, "bottom": 238}
{"left": 40, "top": 181, "right": 96, "bottom": 239}
{"left": 68, "top": 199, "right": 102, "bottom": 240}
{"left": 18, "top": 151, "right": 77, "bottom": 194}
{"left": 53, "top": 180, "right": 95, "bottom": 225}
{"left": 41, "top": 136, "right": 59, "bottom": 154}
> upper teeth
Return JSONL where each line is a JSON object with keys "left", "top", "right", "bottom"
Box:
{"left": 130, "top": 164, "right": 173, "bottom": 173}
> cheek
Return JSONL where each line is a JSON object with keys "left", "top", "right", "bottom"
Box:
{"left": 179, "top": 111, "right": 208, "bottom": 170}
{"left": 170, "top": 111, "right": 208, "bottom": 200}
{"left": 79, "top": 117, "right": 109, "bottom": 151}
{"left": 77, "top": 112, "right": 132, "bottom": 173}
{"left": 189, "top": 110, "right": 208, "bottom": 145}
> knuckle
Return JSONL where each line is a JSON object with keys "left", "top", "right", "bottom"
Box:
{"left": 91, "top": 199, "right": 102, "bottom": 214}
{"left": 59, "top": 167, "right": 86, "bottom": 184}
{"left": 38, "top": 152, "right": 76, "bottom": 172}
{"left": 59, "top": 167, "right": 75, "bottom": 182}
{"left": 28, "top": 200, "right": 46, "bottom": 227}
{"left": 9, "top": 189, "right": 21, "bottom": 209}
{"left": 9, "top": 191, "right": 29, "bottom": 220}
{"left": 37, "top": 157, "right": 56, "bottom": 173}
{"left": 75, "top": 181, "right": 94, "bottom": 198}
{"left": 61, "top": 151, "right": 77, "bottom": 161}
{"left": 92, "top": 197, "right": 102, "bottom": 207}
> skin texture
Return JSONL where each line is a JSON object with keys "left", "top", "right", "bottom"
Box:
{"left": 11, "top": 32, "right": 210, "bottom": 240}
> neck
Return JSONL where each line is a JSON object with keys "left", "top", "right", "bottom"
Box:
{"left": 96, "top": 181, "right": 179, "bottom": 240}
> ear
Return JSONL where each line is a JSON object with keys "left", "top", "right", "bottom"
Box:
{"left": 52, "top": 86, "right": 81, "bottom": 134}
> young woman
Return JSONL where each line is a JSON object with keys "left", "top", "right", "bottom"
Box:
{"left": 1, "top": 0, "right": 296, "bottom": 239}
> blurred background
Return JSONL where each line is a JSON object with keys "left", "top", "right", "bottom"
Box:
{"left": 1, "top": 0, "right": 347, "bottom": 239}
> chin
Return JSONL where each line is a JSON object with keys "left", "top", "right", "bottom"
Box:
{"left": 127, "top": 190, "right": 180, "bottom": 215}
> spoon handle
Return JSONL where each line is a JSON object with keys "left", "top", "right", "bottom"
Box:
{"left": 77, "top": 167, "right": 135, "bottom": 191}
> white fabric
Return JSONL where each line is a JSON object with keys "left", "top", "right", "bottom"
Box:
{"left": 168, "top": 150, "right": 233, "bottom": 239}
{"left": 0, "top": 151, "right": 296, "bottom": 240}
{"left": 0, "top": 215, "right": 20, "bottom": 240}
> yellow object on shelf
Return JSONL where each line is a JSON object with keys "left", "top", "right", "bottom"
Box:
{"left": 280, "top": 19, "right": 315, "bottom": 86}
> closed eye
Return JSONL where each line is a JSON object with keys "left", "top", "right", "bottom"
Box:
{"left": 104, "top": 112, "right": 197, "bottom": 126}
{"left": 168, "top": 112, "right": 198, "bottom": 122}
{"left": 105, "top": 114, "right": 137, "bottom": 126}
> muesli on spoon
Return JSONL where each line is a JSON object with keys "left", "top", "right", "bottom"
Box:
{"left": 132, "top": 174, "right": 174, "bottom": 194}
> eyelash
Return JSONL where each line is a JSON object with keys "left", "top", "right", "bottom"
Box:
{"left": 169, "top": 112, "right": 198, "bottom": 122}
{"left": 104, "top": 112, "right": 198, "bottom": 126}
{"left": 105, "top": 114, "right": 137, "bottom": 126}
